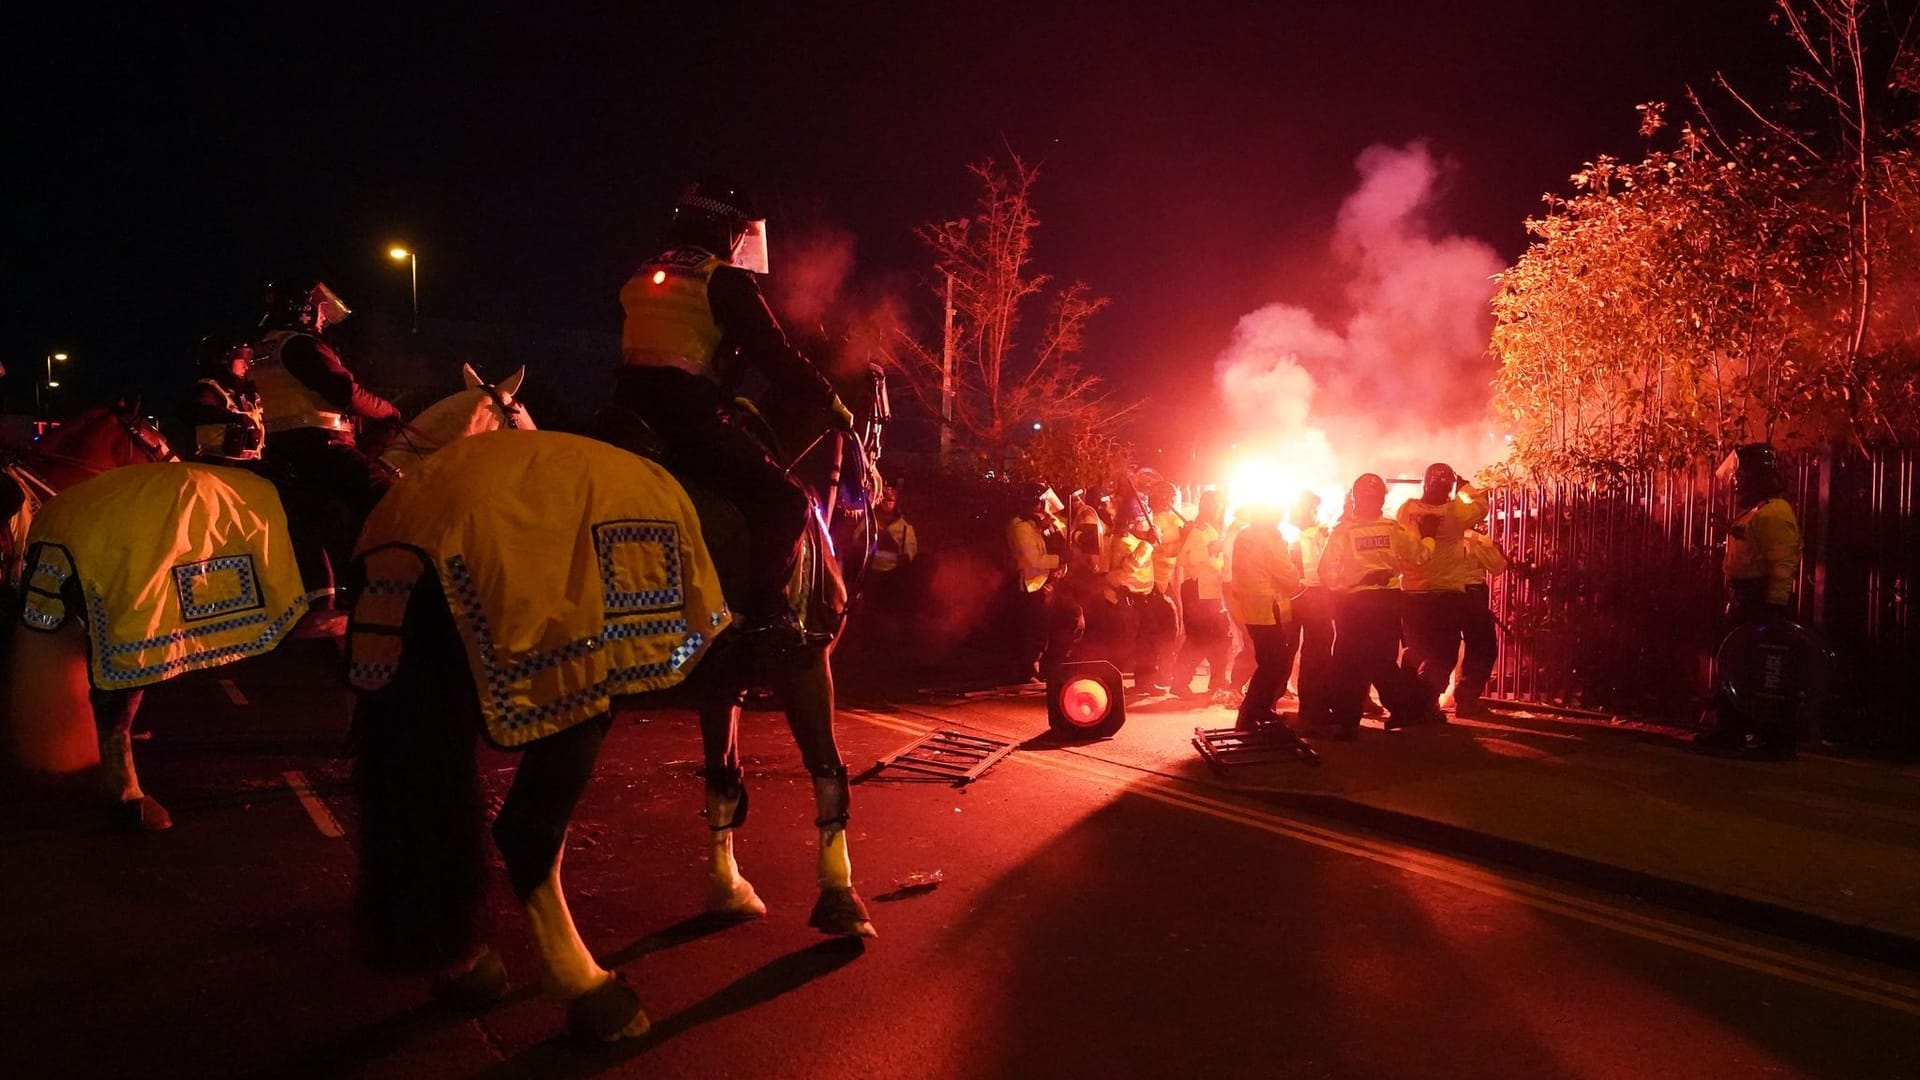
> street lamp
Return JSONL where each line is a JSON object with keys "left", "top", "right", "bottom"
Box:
{"left": 388, "top": 246, "right": 418, "bottom": 333}
{"left": 39, "top": 352, "right": 68, "bottom": 417}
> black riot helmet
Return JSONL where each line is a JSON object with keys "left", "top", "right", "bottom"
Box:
{"left": 260, "top": 279, "right": 351, "bottom": 332}
{"left": 1731, "top": 443, "right": 1786, "bottom": 504}
{"left": 1422, "top": 462, "right": 1458, "bottom": 504}
{"left": 197, "top": 333, "right": 254, "bottom": 383}
{"left": 663, "top": 176, "right": 758, "bottom": 258}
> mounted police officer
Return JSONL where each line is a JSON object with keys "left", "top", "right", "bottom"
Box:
{"left": 253, "top": 280, "right": 401, "bottom": 511}
{"left": 617, "top": 178, "right": 853, "bottom": 633}
{"left": 185, "top": 334, "right": 265, "bottom": 466}
{"left": 252, "top": 280, "right": 402, "bottom": 589}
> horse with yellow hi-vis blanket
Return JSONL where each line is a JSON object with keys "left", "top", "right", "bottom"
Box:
{"left": 7, "top": 368, "right": 532, "bottom": 830}
{"left": 348, "top": 389, "right": 885, "bottom": 1043}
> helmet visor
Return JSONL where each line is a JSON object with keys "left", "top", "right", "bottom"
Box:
{"left": 313, "top": 282, "right": 352, "bottom": 325}
{"left": 730, "top": 219, "right": 770, "bottom": 274}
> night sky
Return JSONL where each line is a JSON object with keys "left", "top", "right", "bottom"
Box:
{"left": 12, "top": 2, "right": 1789, "bottom": 442}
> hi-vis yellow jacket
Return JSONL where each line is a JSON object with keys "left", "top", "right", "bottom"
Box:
{"left": 619, "top": 248, "right": 728, "bottom": 379}
{"left": 1395, "top": 485, "right": 1489, "bottom": 592}
{"left": 253, "top": 330, "right": 347, "bottom": 433}
{"left": 1320, "top": 516, "right": 1434, "bottom": 593}
{"left": 1725, "top": 497, "right": 1800, "bottom": 605}
{"left": 1228, "top": 522, "right": 1301, "bottom": 626}
{"left": 348, "top": 430, "right": 731, "bottom": 747}
{"left": 20, "top": 463, "right": 314, "bottom": 689}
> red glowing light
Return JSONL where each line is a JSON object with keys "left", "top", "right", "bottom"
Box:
{"left": 651, "top": 270, "right": 667, "bottom": 285}
{"left": 1059, "top": 677, "right": 1111, "bottom": 726}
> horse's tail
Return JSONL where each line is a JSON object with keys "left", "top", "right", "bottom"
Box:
{"left": 350, "top": 584, "right": 489, "bottom": 972}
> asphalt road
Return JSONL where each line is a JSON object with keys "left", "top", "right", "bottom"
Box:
{"left": 3, "top": 645, "right": 1918, "bottom": 1079}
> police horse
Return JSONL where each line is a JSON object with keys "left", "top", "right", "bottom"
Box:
{"left": 3, "top": 401, "right": 178, "bottom": 591}
{"left": 8, "top": 366, "right": 531, "bottom": 828}
{"left": 348, "top": 388, "right": 883, "bottom": 1042}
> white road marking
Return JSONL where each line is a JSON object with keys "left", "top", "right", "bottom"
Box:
{"left": 847, "top": 707, "right": 1920, "bottom": 1018}
{"left": 218, "top": 679, "right": 249, "bottom": 706}
{"left": 283, "top": 769, "right": 344, "bottom": 839}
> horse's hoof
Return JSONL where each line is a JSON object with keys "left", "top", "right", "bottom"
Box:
{"left": 708, "top": 878, "right": 768, "bottom": 919}
{"left": 108, "top": 796, "right": 172, "bottom": 833}
{"left": 808, "top": 886, "right": 877, "bottom": 938}
{"left": 432, "top": 946, "right": 509, "bottom": 1008}
{"left": 565, "top": 974, "right": 650, "bottom": 1043}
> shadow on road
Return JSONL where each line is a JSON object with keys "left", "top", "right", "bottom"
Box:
{"left": 267, "top": 913, "right": 739, "bottom": 1079}
{"left": 472, "top": 937, "right": 866, "bottom": 1079}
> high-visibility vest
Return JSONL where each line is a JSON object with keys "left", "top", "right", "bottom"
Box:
{"left": 1321, "top": 517, "right": 1432, "bottom": 593}
{"left": 1725, "top": 497, "right": 1800, "bottom": 605}
{"left": 253, "top": 331, "right": 349, "bottom": 434}
{"left": 620, "top": 247, "right": 728, "bottom": 381}
{"left": 193, "top": 379, "right": 265, "bottom": 461}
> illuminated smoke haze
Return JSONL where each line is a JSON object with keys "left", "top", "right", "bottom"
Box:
{"left": 767, "top": 223, "right": 905, "bottom": 381}
{"left": 1215, "top": 142, "right": 1505, "bottom": 516}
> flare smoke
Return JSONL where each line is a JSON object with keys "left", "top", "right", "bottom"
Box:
{"left": 1215, "top": 142, "right": 1504, "bottom": 503}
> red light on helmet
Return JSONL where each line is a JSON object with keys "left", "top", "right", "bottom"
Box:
{"left": 651, "top": 270, "right": 667, "bottom": 285}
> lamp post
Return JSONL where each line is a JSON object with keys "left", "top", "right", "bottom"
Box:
{"left": 38, "top": 351, "right": 67, "bottom": 418}
{"left": 388, "top": 246, "right": 418, "bottom": 333}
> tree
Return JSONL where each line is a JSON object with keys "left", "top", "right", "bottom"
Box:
{"left": 883, "top": 155, "right": 1132, "bottom": 481}
{"left": 1492, "top": 0, "right": 1920, "bottom": 476}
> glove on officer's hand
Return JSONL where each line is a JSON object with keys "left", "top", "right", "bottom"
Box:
{"left": 1360, "top": 569, "right": 1394, "bottom": 587}
{"left": 828, "top": 396, "right": 857, "bottom": 433}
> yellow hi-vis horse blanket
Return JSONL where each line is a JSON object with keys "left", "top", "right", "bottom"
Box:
{"left": 347, "top": 430, "right": 731, "bottom": 748}
{"left": 20, "top": 463, "right": 315, "bottom": 690}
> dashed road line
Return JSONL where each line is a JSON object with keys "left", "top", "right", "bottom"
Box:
{"left": 282, "top": 769, "right": 344, "bottom": 839}
{"left": 846, "top": 707, "right": 1920, "bottom": 1018}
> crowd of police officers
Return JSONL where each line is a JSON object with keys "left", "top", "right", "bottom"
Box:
{"left": 1003, "top": 446, "right": 1802, "bottom": 757}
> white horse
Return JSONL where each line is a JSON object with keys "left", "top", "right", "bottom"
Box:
{"left": 7, "top": 365, "right": 533, "bottom": 830}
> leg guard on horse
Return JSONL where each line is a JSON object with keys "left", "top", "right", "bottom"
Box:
{"left": 698, "top": 680, "right": 769, "bottom": 919}
{"left": 92, "top": 688, "right": 170, "bottom": 833}
{"left": 776, "top": 647, "right": 875, "bottom": 938}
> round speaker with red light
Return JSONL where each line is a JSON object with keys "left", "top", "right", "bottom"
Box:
{"left": 1047, "top": 660, "right": 1127, "bottom": 739}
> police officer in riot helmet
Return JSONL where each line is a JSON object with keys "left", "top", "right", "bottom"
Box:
{"left": 1696, "top": 443, "right": 1807, "bottom": 758}
{"left": 617, "top": 177, "right": 854, "bottom": 633}
{"left": 252, "top": 279, "right": 403, "bottom": 581}
{"left": 185, "top": 334, "right": 265, "bottom": 466}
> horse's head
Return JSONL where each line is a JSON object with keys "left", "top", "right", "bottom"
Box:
{"left": 458, "top": 362, "right": 534, "bottom": 434}
{"left": 376, "top": 364, "right": 536, "bottom": 476}
{"left": 28, "top": 400, "right": 176, "bottom": 489}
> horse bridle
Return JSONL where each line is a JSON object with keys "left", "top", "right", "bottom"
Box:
{"left": 28, "top": 412, "right": 177, "bottom": 482}
{"left": 480, "top": 383, "right": 523, "bottom": 430}
{"left": 118, "top": 413, "right": 178, "bottom": 463}
{"left": 380, "top": 383, "right": 524, "bottom": 476}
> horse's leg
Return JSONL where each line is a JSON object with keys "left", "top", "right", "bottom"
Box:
{"left": 492, "top": 713, "right": 647, "bottom": 1041}
{"left": 777, "top": 646, "right": 875, "bottom": 938}
{"left": 91, "top": 687, "right": 170, "bottom": 832}
{"left": 698, "top": 684, "right": 767, "bottom": 917}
